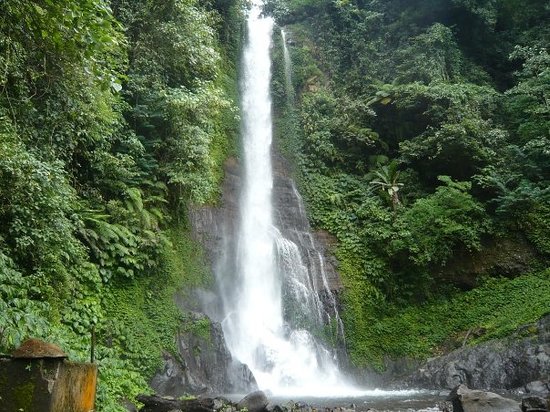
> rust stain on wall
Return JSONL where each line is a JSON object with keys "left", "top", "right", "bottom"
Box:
{"left": 50, "top": 362, "right": 97, "bottom": 412}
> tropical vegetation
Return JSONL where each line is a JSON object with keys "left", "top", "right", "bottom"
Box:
{"left": 0, "top": 0, "right": 243, "bottom": 409}
{"left": 0, "top": 0, "right": 548, "bottom": 409}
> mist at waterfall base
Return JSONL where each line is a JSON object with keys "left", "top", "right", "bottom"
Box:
{"left": 212, "top": 1, "right": 426, "bottom": 402}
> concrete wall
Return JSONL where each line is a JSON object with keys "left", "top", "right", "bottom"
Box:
{"left": 0, "top": 358, "right": 97, "bottom": 412}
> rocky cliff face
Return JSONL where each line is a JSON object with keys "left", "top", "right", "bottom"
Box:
{"left": 188, "top": 154, "right": 343, "bottom": 318}
{"left": 436, "top": 237, "right": 539, "bottom": 290}
{"left": 186, "top": 151, "right": 347, "bottom": 381}
{"left": 407, "top": 315, "right": 550, "bottom": 392}
{"left": 271, "top": 153, "right": 342, "bottom": 293}
{"left": 149, "top": 157, "right": 259, "bottom": 397}
{"left": 188, "top": 156, "right": 241, "bottom": 282}
{"left": 151, "top": 312, "right": 257, "bottom": 396}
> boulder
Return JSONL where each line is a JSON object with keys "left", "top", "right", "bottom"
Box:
{"left": 137, "top": 395, "right": 184, "bottom": 412}
{"left": 212, "top": 397, "right": 230, "bottom": 410}
{"left": 525, "top": 381, "right": 550, "bottom": 397}
{"left": 448, "top": 384, "right": 520, "bottom": 412}
{"left": 237, "top": 391, "right": 269, "bottom": 412}
{"left": 137, "top": 395, "right": 223, "bottom": 412}
{"left": 122, "top": 399, "right": 139, "bottom": 412}
{"left": 151, "top": 312, "right": 258, "bottom": 397}
{"left": 409, "top": 315, "right": 550, "bottom": 390}
{"left": 521, "top": 396, "right": 549, "bottom": 412}
{"left": 268, "top": 401, "right": 317, "bottom": 412}
{"left": 265, "top": 403, "right": 285, "bottom": 412}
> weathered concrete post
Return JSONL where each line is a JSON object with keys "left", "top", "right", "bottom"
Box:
{"left": 0, "top": 339, "right": 97, "bottom": 412}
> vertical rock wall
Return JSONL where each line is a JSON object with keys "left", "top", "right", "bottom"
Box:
{"left": 189, "top": 154, "right": 343, "bottom": 316}
{"left": 188, "top": 152, "right": 346, "bottom": 364}
{"left": 151, "top": 313, "right": 257, "bottom": 396}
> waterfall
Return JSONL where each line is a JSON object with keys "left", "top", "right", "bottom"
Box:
{"left": 281, "top": 29, "right": 294, "bottom": 105}
{"left": 279, "top": 26, "right": 346, "bottom": 349}
{"left": 218, "top": 1, "right": 358, "bottom": 397}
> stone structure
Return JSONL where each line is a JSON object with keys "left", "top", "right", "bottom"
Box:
{"left": 0, "top": 339, "right": 97, "bottom": 412}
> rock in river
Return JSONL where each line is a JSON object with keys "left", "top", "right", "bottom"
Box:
{"left": 237, "top": 390, "right": 269, "bottom": 412}
{"left": 448, "top": 384, "right": 520, "bottom": 412}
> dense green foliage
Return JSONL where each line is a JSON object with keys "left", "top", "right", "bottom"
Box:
{"left": 0, "top": 0, "right": 243, "bottom": 410}
{"left": 351, "top": 270, "right": 550, "bottom": 369}
{"left": 1, "top": 0, "right": 549, "bottom": 401}
{"left": 269, "top": 0, "right": 549, "bottom": 367}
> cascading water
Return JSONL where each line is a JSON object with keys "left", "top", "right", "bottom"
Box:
{"left": 219, "top": 1, "right": 357, "bottom": 396}
{"left": 281, "top": 29, "right": 294, "bottom": 105}
{"left": 280, "top": 29, "right": 346, "bottom": 348}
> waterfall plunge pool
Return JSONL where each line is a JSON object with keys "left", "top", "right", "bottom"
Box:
{"left": 224, "top": 389, "right": 449, "bottom": 412}
{"left": 224, "top": 388, "right": 449, "bottom": 412}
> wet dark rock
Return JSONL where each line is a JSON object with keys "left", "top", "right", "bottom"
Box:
{"left": 136, "top": 394, "right": 183, "bottom": 412}
{"left": 352, "top": 357, "right": 422, "bottom": 387}
{"left": 409, "top": 315, "right": 550, "bottom": 390}
{"left": 237, "top": 390, "right": 269, "bottom": 412}
{"left": 271, "top": 401, "right": 318, "bottom": 412}
{"left": 137, "top": 394, "right": 224, "bottom": 412}
{"left": 137, "top": 394, "right": 456, "bottom": 412}
{"left": 265, "top": 402, "right": 285, "bottom": 412}
{"left": 151, "top": 312, "right": 257, "bottom": 397}
{"left": 436, "top": 237, "right": 538, "bottom": 290}
{"left": 448, "top": 384, "right": 520, "bottom": 412}
{"left": 521, "top": 396, "right": 549, "bottom": 412}
{"left": 150, "top": 353, "right": 189, "bottom": 396}
{"left": 212, "top": 397, "right": 231, "bottom": 410}
{"left": 437, "top": 400, "right": 453, "bottom": 411}
{"left": 294, "top": 401, "right": 313, "bottom": 412}
{"left": 188, "top": 157, "right": 241, "bottom": 284}
{"left": 122, "top": 399, "right": 139, "bottom": 412}
{"left": 271, "top": 153, "right": 342, "bottom": 293}
{"left": 331, "top": 407, "right": 354, "bottom": 412}
{"left": 271, "top": 152, "right": 347, "bottom": 362}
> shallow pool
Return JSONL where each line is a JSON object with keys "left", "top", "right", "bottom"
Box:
{"left": 226, "top": 389, "right": 450, "bottom": 412}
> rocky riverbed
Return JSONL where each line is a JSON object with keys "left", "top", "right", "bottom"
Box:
{"left": 133, "top": 390, "right": 449, "bottom": 412}
{"left": 132, "top": 386, "right": 549, "bottom": 412}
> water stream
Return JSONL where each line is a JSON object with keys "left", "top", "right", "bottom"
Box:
{"left": 281, "top": 29, "right": 294, "bottom": 105}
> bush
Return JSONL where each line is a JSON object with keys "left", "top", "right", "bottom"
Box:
{"left": 352, "top": 270, "right": 550, "bottom": 368}
{"left": 392, "top": 176, "right": 492, "bottom": 267}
